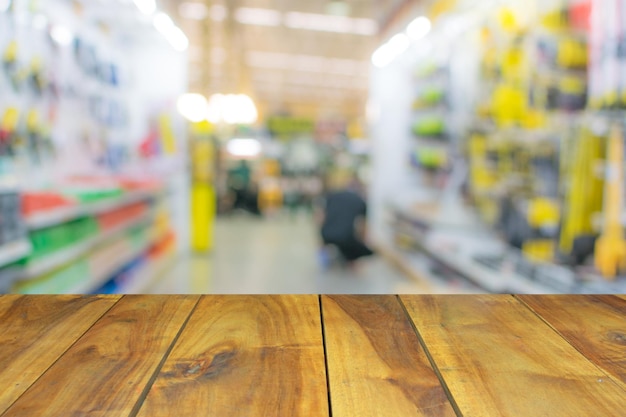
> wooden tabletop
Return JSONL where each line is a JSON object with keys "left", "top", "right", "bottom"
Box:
{"left": 0, "top": 295, "right": 625, "bottom": 416}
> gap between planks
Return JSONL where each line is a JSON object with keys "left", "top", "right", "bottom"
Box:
{"left": 514, "top": 294, "right": 626, "bottom": 395}
{"left": 318, "top": 295, "right": 334, "bottom": 417}
{"left": 128, "top": 296, "right": 202, "bottom": 417}
{"left": 0, "top": 295, "right": 123, "bottom": 417}
{"left": 394, "top": 295, "right": 463, "bottom": 417}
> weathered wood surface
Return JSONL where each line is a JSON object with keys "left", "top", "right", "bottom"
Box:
{"left": 1, "top": 294, "right": 625, "bottom": 417}
{"left": 0, "top": 295, "right": 120, "bottom": 414}
{"left": 400, "top": 294, "right": 626, "bottom": 417}
{"left": 136, "top": 295, "right": 329, "bottom": 417}
{"left": 322, "top": 295, "right": 456, "bottom": 417}
{"left": 518, "top": 295, "right": 626, "bottom": 390}
{"left": 3, "top": 295, "right": 198, "bottom": 417}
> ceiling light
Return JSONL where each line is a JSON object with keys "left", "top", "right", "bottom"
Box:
{"left": 153, "top": 13, "right": 189, "bottom": 51}
{"left": 227, "top": 138, "right": 262, "bottom": 158}
{"left": 371, "top": 33, "right": 409, "bottom": 68}
{"left": 207, "top": 94, "right": 258, "bottom": 125}
{"left": 153, "top": 12, "right": 174, "bottom": 32}
{"left": 177, "top": 93, "right": 208, "bottom": 122}
{"left": 407, "top": 16, "right": 431, "bottom": 41}
{"left": 133, "top": 0, "right": 156, "bottom": 15}
{"left": 246, "top": 50, "right": 368, "bottom": 76}
{"left": 178, "top": 2, "right": 208, "bottom": 20}
{"left": 235, "top": 7, "right": 281, "bottom": 26}
{"left": 283, "top": 12, "right": 378, "bottom": 35}
{"left": 50, "top": 25, "right": 74, "bottom": 46}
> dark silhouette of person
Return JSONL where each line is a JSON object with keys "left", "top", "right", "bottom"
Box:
{"left": 316, "top": 173, "right": 374, "bottom": 264}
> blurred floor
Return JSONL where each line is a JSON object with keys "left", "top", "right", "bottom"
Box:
{"left": 148, "top": 212, "right": 419, "bottom": 294}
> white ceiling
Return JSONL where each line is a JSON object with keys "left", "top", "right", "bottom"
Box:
{"left": 164, "top": 0, "right": 403, "bottom": 121}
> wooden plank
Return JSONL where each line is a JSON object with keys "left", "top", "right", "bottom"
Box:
{"left": 518, "top": 295, "right": 626, "bottom": 390}
{"left": 322, "top": 295, "right": 455, "bottom": 417}
{"left": 616, "top": 295, "right": 626, "bottom": 302}
{"left": 0, "top": 295, "right": 120, "bottom": 414}
{"left": 400, "top": 294, "right": 626, "bottom": 417}
{"left": 3, "top": 295, "right": 198, "bottom": 417}
{"left": 136, "top": 295, "right": 328, "bottom": 417}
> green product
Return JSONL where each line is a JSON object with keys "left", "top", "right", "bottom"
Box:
{"left": 412, "top": 117, "right": 445, "bottom": 137}
{"left": 64, "top": 187, "right": 124, "bottom": 203}
{"left": 417, "top": 148, "right": 446, "bottom": 169}
{"left": 415, "top": 88, "right": 444, "bottom": 108}
{"left": 14, "top": 259, "right": 90, "bottom": 294}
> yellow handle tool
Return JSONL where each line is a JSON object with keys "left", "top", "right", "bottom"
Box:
{"left": 595, "top": 123, "right": 626, "bottom": 279}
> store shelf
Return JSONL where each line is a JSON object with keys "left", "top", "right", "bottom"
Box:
{"left": 25, "top": 189, "right": 162, "bottom": 230}
{"left": 17, "top": 212, "right": 155, "bottom": 281}
{"left": 71, "top": 228, "right": 164, "bottom": 294}
{"left": 117, "top": 250, "right": 177, "bottom": 294}
{"left": 0, "top": 239, "right": 31, "bottom": 268}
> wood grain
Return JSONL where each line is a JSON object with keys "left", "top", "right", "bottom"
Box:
{"left": 322, "top": 295, "right": 455, "bottom": 417}
{"left": 0, "top": 294, "right": 120, "bottom": 414}
{"left": 518, "top": 295, "right": 626, "bottom": 390}
{"left": 400, "top": 294, "right": 626, "bottom": 417}
{"left": 136, "top": 295, "right": 328, "bottom": 417}
{"left": 3, "top": 295, "right": 198, "bottom": 417}
{"left": 616, "top": 295, "right": 626, "bottom": 301}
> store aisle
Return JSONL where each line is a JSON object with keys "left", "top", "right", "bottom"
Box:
{"left": 149, "top": 214, "right": 418, "bottom": 294}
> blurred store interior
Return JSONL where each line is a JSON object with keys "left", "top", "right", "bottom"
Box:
{"left": 1, "top": 0, "right": 626, "bottom": 294}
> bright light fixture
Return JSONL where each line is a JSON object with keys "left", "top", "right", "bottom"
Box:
{"left": 246, "top": 50, "right": 368, "bottom": 76}
{"left": 153, "top": 12, "right": 189, "bottom": 51}
{"left": 153, "top": 12, "right": 174, "bottom": 32}
{"left": 227, "top": 138, "right": 262, "bottom": 158}
{"left": 207, "top": 94, "right": 258, "bottom": 125}
{"left": 284, "top": 12, "right": 377, "bottom": 35}
{"left": 371, "top": 33, "right": 409, "bottom": 68}
{"left": 178, "top": 2, "right": 208, "bottom": 20}
{"left": 50, "top": 25, "right": 74, "bottom": 46}
{"left": 177, "top": 93, "right": 208, "bottom": 122}
{"left": 235, "top": 7, "right": 281, "bottom": 26}
{"left": 407, "top": 16, "right": 431, "bottom": 41}
{"left": 133, "top": 0, "right": 156, "bottom": 15}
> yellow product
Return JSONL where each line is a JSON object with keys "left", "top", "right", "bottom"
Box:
{"left": 527, "top": 198, "right": 560, "bottom": 229}
{"left": 595, "top": 125, "right": 626, "bottom": 279}
{"left": 258, "top": 179, "right": 283, "bottom": 213}
{"left": 557, "top": 38, "right": 587, "bottom": 69}
{"left": 559, "top": 128, "right": 604, "bottom": 254}
{"left": 521, "top": 109, "right": 547, "bottom": 129}
{"left": 468, "top": 134, "right": 496, "bottom": 192}
{"left": 522, "top": 239, "right": 555, "bottom": 262}
{"left": 158, "top": 115, "right": 177, "bottom": 155}
{"left": 3, "top": 40, "right": 18, "bottom": 63}
{"left": 190, "top": 183, "right": 216, "bottom": 252}
{"left": 491, "top": 85, "right": 527, "bottom": 127}
{"left": 1, "top": 107, "right": 20, "bottom": 131}
{"left": 264, "top": 159, "right": 281, "bottom": 177}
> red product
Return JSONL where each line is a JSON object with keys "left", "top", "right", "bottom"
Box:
{"left": 22, "top": 192, "right": 75, "bottom": 217}
{"left": 96, "top": 202, "right": 149, "bottom": 231}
